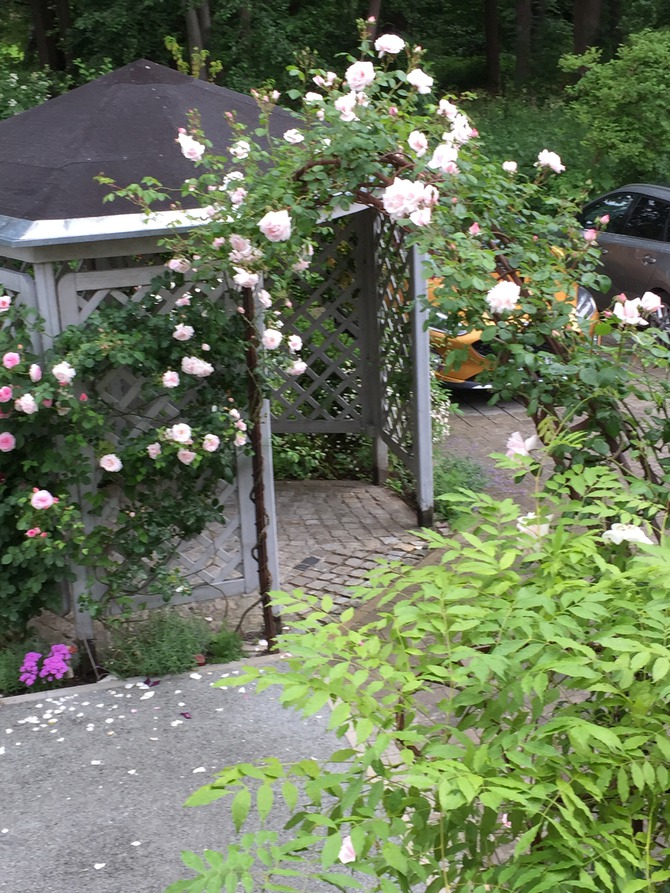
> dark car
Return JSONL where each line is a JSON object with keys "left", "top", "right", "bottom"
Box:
{"left": 580, "top": 183, "right": 670, "bottom": 325}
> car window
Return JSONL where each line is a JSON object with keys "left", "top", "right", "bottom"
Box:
{"left": 621, "top": 196, "right": 670, "bottom": 241}
{"left": 581, "top": 193, "right": 636, "bottom": 234}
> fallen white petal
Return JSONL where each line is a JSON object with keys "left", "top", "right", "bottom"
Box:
{"left": 192, "top": 767, "right": 206, "bottom": 773}
{"left": 94, "top": 863, "right": 106, "bottom": 870}
{"left": 139, "top": 692, "right": 154, "bottom": 700}
{"left": 189, "top": 673, "right": 202, "bottom": 680}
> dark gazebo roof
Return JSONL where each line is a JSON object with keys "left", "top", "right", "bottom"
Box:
{"left": 0, "top": 60, "right": 297, "bottom": 247}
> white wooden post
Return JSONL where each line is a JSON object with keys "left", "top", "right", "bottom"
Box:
{"left": 410, "top": 247, "right": 434, "bottom": 527}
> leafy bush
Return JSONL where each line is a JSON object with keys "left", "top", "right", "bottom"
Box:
{"left": 102, "top": 611, "right": 213, "bottom": 678}
{"left": 206, "top": 626, "right": 244, "bottom": 664}
{"left": 272, "top": 433, "right": 373, "bottom": 481}
{"left": 169, "top": 467, "right": 670, "bottom": 892}
{"left": 433, "top": 451, "right": 488, "bottom": 519}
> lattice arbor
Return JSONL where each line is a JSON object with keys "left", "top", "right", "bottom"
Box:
{"left": 272, "top": 209, "right": 433, "bottom": 524}
{"left": 1, "top": 250, "right": 275, "bottom": 641}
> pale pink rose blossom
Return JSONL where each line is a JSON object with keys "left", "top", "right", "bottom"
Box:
{"left": 283, "top": 129, "right": 304, "bottom": 144}
{"left": 202, "top": 434, "right": 220, "bottom": 452}
{"left": 345, "top": 60, "right": 375, "bottom": 91}
{"left": 173, "top": 324, "right": 195, "bottom": 342}
{"left": 15, "top": 393, "right": 38, "bottom": 414}
{"left": 438, "top": 99, "right": 458, "bottom": 119}
{"left": 315, "top": 109, "right": 325, "bottom": 122}
{"left": 229, "top": 140, "right": 250, "bottom": 160}
{"left": 406, "top": 68, "right": 433, "bottom": 94}
{"left": 181, "top": 356, "right": 214, "bottom": 378}
{"left": 613, "top": 298, "right": 647, "bottom": 326}
{"left": 3, "top": 352, "right": 20, "bottom": 369}
{"left": 257, "top": 290, "right": 272, "bottom": 309}
{"left": 52, "top": 361, "right": 75, "bottom": 384}
{"left": 0, "top": 295, "right": 11, "bottom": 312}
{"left": 408, "top": 130, "right": 428, "bottom": 156}
{"left": 388, "top": 105, "right": 399, "bottom": 116}
{"left": 602, "top": 522, "right": 654, "bottom": 545}
{"left": 29, "top": 364, "right": 42, "bottom": 382}
{"left": 313, "top": 71, "right": 337, "bottom": 88}
{"left": 0, "top": 431, "right": 15, "bottom": 452}
{"left": 233, "top": 269, "right": 260, "bottom": 289}
{"left": 262, "top": 329, "right": 283, "bottom": 350}
{"left": 487, "top": 280, "right": 521, "bottom": 314}
{"left": 234, "top": 432, "right": 248, "bottom": 446}
{"left": 99, "top": 453, "right": 122, "bottom": 472}
{"left": 0, "top": 385, "right": 12, "bottom": 402}
{"left": 166, "top": 423, "right": 193, "bottom": 444}
{"left": 287, "top": 334, "right": 303, "bottom": 353}
{"left": 258, "top": 209, "right": 292, "bottom": 242}
{"left": 355, "top": 91, "right": 370, "bottom": 107}
{"left": 162, "top": 371, "right": 180, "bottom": 388}
{"left": 212, "top": 237, "right": 225, "bottom": 248}
{"left": 583, "top": 229, "right": 598, "bottom": 242}
{"left": 229, "top": 187, "right": 247, "bottom": 206}
{"left": 334, "top": 93, "right": 358, "bottom": 122}
{"left": 201, "top": 343, "right": 210, "bottom": 351}
{"left": 502, "top": 160, "right": 518, "bottom": 173}
{"left": 292, "top": 260, "right": 310, "bottom": 273}
{"left": 536, "top": 149, "right": 565, "bottom": 173}
{"left": 599, "top": 214, "right": 610, "bottom": 225}
{"left": 338, "top": 836, "right": 356, "bottom": 864}
{"left": 304, "top": 91, "right": 324, "bottom": 103}
{"left": 176, "top": 131, "right": 205, "bottom": 162}
{"left": 447, "top": 113, "right": 476, "bottom": 145}
{"left": 26, "top": 528, "right": 41, "bottom": 538}
{"left": 167, "top": 258, "right": 191, "bottom": 274}
{"left": 382, "top": 178, "right": 436, "bottom": 220}
{"left": 229, "top": 408, "right": 241, "bottom": 420}
{"left": 175, "top": 294, "right": 191, "bottom": 307}
{"left": 177, "top": 448, "right": 197, "bottom": 465}
{"left": 410, "top": 207, "right": 432, "bottom": 226}
{"left": 468, "top": 222, "right": 481, "bottom": 236}
{"left": 374, "top": 33, "right": 405, "bottom": 56}
{"left": 427, "top": 143, "right": 459, "bottom": 174}
{"left": 506, "top": 431, "right": 542, "bottom": 458}
{"left": 288, "top": 359, "right": 307, "bottom": 376}
{"left": 500, "top": 813, "right": 512, "bottom": 829}
{"left": 641, "top": 291, "right": 663, "bottom": 313}
{"left": 147, "top": 442, "right": 161, "bottom": 459}
{"left": 31, "top": 489, "right": 56, "bottom": 510}
{"left": 235, "top": 420, "right": 247, "bottom": 432}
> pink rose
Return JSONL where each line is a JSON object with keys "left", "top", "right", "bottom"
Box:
{"left": 410, "top": 207, "right": 432, "bottom": 227}
{"left": 0, "top": 294, "right": 11, "bottom": 312}
{"left": 345, "top": 61, "right": 375, "bottom": 91}
{"left": 502, "top": 160, "right": 518, "bottom": 173}
{"left": 26, "top": 528, "right": 41, "bottom": 538}
{"left": 235, "top": 420, "right": 247, "bottom": 431}
{"left": 233, "top": 269, "right": 260, "bottom": 289}
{"left": 338, "top": 836, "right": 356, "bottom": 864}
{"left": 229, "top": 408, "right": 241, "bottom": 420}
{"left": 175, "top": 294, "right": 191, "bottom": 307}
{"left": 505, "top": 431, "right": 542, "bottom": 458}
{"left": 177, "top": 131, "right": 205, "bottom": 162}
{"left": 229, "top": 140, "right": 250, "bottom": 159}
{"left": 288, "top": 359, "right": 307, "bottom": 376}
{"left": 257, "top": 290, "right": 272, "bottom": 309}
{"left": 599, "top": 214, "right": 610, "bottom": 225}
{"left": 181, "top": 356, "right": 214, "bottom": 378}
{"left": 229, "top": 187, "right": 247, "bottom": 206}
{"left": 406, "top": 68, "right": 433, "bottom": 94}
{"left": 258, "top": 209, "right": 292, "bottom": 242}
{"left": 52, "top": 361, "right": 75, "bottom": 384}
{"left": 262, "top": 329, "right": 283, "bottom": 350}
{"left": 334, "top": 93, "right": 358, "bottom": 122}
{"left": 428, "top": 143, "right": 459, "bottom": 174}
{"left": 313, "top": 71, "right": 337, "bottom": 88}
{"left": 177, "top": 448, "right": 197, "bottom": 465}
{"left": 408, "top": 130, "right": 428, "bottom": 157}
{"left": 0, "top": 385, "right": 12, "bottom": 403}
{"left": 287, "top": 334, "right": 303, "bottom": 353}
{"left": 202, "top": 434, "right": 220, "bottom": 452}
{"left": 234, "top": 432, "right": 248, "bottom": 447}
{"left": 147, "top": 442, "right": 161, "bottom": 459}
{"left": 0, "top": 431, "right": 15, "bottom": 452}
{"left": 31, "top": 489, "right": 56, "bottom": 510}
{"left": 641, "top": 291, "right": 663, "bottom": 313}
{"left": 15, "top": 393, "right": 38, "bottom": 414}
{"left": 173, "top": 324, "right": 194, "bottom": 342}
{"left": 292, "top": 260, "right": 310, "bottom": 273}
{"left": 99, "top": 453, "right": 123, "bottom": 472}
{"left": 162, "top": 371, "right": 180, "bottom": 388}
{"left": 468, "top": 222, "right": 481, "bottom": 236}
{"left": 166, "top": 423, "right": 192, "bottom": 444}
{"left": 3, "top": 352, "right": 20, "bottom": 369}
{"left": 486, "top": 280, "right": 521, "bottom": 314}
{"left": 438, "top": 99, "right": 458, "bottom": 119}
{"left": 374, "top": 33, "right": 405, "bottom": 56}
{"left": 29, "top": 364, "right": 42, "bottom": 382}
{"left": 166, "top": 258, "right": 191, "bottom": 274}
{"left": 583, "top": 229, "right": 598, "bottom": 242}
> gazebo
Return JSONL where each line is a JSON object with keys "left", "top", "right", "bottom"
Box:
{"left": 0, "top": 61, "right": 434, "bottom": 646}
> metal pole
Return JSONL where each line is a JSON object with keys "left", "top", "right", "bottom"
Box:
{"left": 242, "top": 286, "right": 281, "bottom": 651}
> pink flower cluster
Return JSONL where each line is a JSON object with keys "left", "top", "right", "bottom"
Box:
{"left": 382, "top": 177, "right": 439, "bottom": 226}
{"left": 20, "top": 644, "right": 73, "bottom": 686}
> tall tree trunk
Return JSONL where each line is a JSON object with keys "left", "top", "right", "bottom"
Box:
{"left": 28, "top": 0, "right": 69, "bottom": 71}
{"left": 484, "top": 0, "right": 501, "bottom": 94}
{"left": 184, "top": 1, "right": 212, "bottom": 79}
{"left": 515, "top": 0, "right": 533, "bottom": 87}
{"left": 573, "top": 0, "right": 603, "bottom": 54}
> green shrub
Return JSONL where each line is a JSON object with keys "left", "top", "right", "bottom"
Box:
{"left": 433, "top": 451, "right": 488, "bottom": 520}
{"left": 102, "top": 611, "right": 212, "bottom": 678}
{"left": 272, "top": 433, "right": 373, "bottom": 481}
{"left": 206, "top": 626, "right": 244, "bottom": 664}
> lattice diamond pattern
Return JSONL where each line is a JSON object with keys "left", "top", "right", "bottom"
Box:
{"left": 374, "top": 215, "right": 415, "bottom": 463}
{"left": 272, "top": 216, "right": 363, "bottom": 427}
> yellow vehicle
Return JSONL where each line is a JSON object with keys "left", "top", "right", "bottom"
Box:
{"left": 428, "top": 278, "right": 598, "bottom": 389}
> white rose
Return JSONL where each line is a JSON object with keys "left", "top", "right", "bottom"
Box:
{"left": 283, "top": 129, "right": 304, "bottom": 144}
{"left": 166, "top": 423, "right": 192, "bottom": 444}
{"left": 406, "top": 68, "right": 433, "bottom": 94}
{"left": 52, "top": 361, "right": 76, "bottom": 384}
{"left": 374, "top": 34, "right": 406, "bottom": 56}
{"left": 99, "top": 453, "right": 123, "bottom": 472}
{"left": 258, "top": 209, "right": 292, "bottom": 242}
{"left": 345, "top": 61, "right": 375, "bottom": 92}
